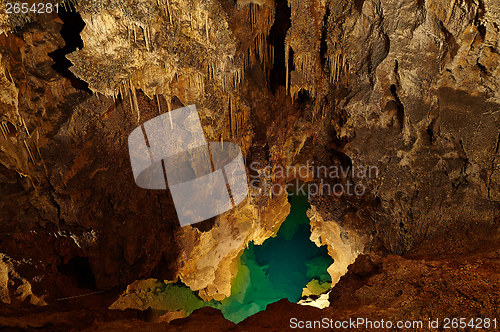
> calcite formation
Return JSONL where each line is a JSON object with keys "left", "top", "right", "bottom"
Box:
{"left": 1, "top": 0, "right": 500, "bottom": 329}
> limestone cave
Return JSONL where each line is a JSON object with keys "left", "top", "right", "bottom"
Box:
{"left": 1, "top": 0, "right": 500, "bottom": 331}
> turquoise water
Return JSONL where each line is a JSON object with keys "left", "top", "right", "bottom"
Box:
{"left": 150, "top": 193, "right": 333, "bottom": 323}
{"left": 220, "top": 194, "right": 333, "bottom": 323}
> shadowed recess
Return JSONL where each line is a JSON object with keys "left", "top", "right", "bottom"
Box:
{"left": 48, "top": 4, "right": 91, "bottom": 93}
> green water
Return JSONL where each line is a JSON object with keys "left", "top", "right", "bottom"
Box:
{"left": 152, "top": 282, "right": 221, "bottom": 315}
{"left": 220, "top": 194, "right": 333, "bottom": 323}
{"left": 151, "top": 194, "right": 333, "bottom": 323}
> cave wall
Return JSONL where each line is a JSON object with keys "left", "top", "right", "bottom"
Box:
{"left": 1, "top": 0, "right": 500, "bottom": 308}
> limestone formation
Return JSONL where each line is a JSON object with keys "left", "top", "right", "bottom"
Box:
{"left": 1, "top": 0, "right": 500, "bottom": 329}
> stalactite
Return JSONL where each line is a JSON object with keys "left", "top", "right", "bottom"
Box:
{"left": 229, "top": 96, "right": 232, "bottom": 138}
{"left": 147, "top": 26, "right": 152, "bottom": 50}
{"left": 168, "top": 0, "right": 173, "bottom": 24}
{"left": 21, "top": 116, "right": 29, "bottom": 136}
{"left": 155, "top": 94, "right": 161, "bottom": 114}
{"left": 0, "top": 122, "right": 7, "bottom": 139}
{"left": 6, "top": 67, "right": 13, "bottom": 83}
{"left": 133, "top": 83, "right": 143, "bottom": 121}
{"left": 166, "top": 95, "right": 173, "bottom": 129}
{"left": 142, "top": 26, "right": 150, "bottom": 51}
{"left": 338, "top": 55, "right": 342, "bottom": 83}
{"left": 118, "top": 85, "right": 123, "bottom": 101}
{"left": 285, "top": 43, "right": 290, "bottom": 94}
{"left": 335, "top": 55, "right": 339, "bottom": 83}
{"left": 205, "top": 12, "right": 209, "bottom": 43}
{"left": 167, "top": 95, "right": 172, "bottom": 113}
{"left": 23, "top": 140, "right": 35, "bottom": 164}
{"left": 126, "top": 83, "right": 134, "bottom": 122}
{"left": 342, "top": 54, "right": 346, "bottom": 82}
{"left": 34, "top": 130, "right": 45, "bottom": 169}
{"left": 250, "top": 3, "right": 254, "bottom": 29}
{"left": 328, "top": 55, "right": 333, "bottom": 83}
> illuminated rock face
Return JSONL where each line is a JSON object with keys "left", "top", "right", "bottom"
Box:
{"left": 1, "top": 0, "right": 500, "bottom": 329}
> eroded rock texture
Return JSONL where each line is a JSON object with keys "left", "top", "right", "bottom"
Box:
{"left": 1, "top": 0, "right": 500, "bottom": 329}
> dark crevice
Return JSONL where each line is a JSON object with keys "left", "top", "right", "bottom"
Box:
{"left": 327, "top": 128, "right": 353, "bottom": 174}
{"left": 5, "top": 121, "right": 17, "bottom": 136}
{"left": 354, "top": 0, "right": 365, "bottom": 13}
{"left": 220, "top": 0, "right": 235, "bottom": 16}
{"left": 416, "top": 0, "right": 425, "bottom": 10}
{"left": 390, "top": 84, "right": 405, "bottom": 130}
{"left": 476, "top": 0, "right": 485, "bottom": 24}
{"left": 328, "top": 149, "right": 353, "bottom": 176}
{"left": 48, "top": 5, "right": 91, "bottom": 93}
{"left": 437, "top": 21, "right": 459, "bottom": 62}
{"left": 477, "top": 24, "right": 486, "bottom": 41}
{"left": 495, "top": 133, "right": 500, "bottom": 154}
{"left": 57, "top": 257, "right": 97, "bottom": 290}
{"left": 427, "top": 123, "right": 434, "bottom": 144}
{"left": 477, "top": 59, "right": 487, "bottom": 74}
{"left": 192, "top": 216, "right": 216, "bottom": 232}
{"left": 297, "top": 89, "right": 310, "bottom": 104}
{"left": 268, "top": 0, "right": 292, "bottom": 94}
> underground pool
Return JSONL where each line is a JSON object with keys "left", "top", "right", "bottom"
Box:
{"left": 219, "top": 192, "right": 333, "bottom": 323}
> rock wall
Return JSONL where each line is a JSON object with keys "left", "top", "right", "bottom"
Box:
{"left": 1, "top": 0, "right": 500, "bottom": 318}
